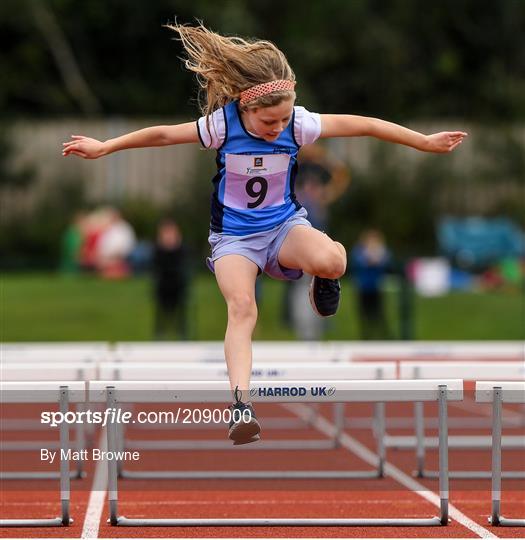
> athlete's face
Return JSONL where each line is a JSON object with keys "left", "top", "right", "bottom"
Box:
{"left": 244, "top": 99, "right": 295, "bottom": 141}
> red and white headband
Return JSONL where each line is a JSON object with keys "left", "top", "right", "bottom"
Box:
{"left": 239, "top": 80, "right": 296, "bottom": 106}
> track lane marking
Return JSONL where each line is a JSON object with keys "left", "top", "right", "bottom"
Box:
{"left": 80, "top": 429, "right": 107, "bottom": 539}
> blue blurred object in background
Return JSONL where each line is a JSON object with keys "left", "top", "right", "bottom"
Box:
{"left": 128, "top": 241, "right": 153, "bottom": 274}
{"left": 449, "top": 267, "right": 474, "bottom": 290}
{"left": 438, "top": 217, "right": 525, "bottom": 270}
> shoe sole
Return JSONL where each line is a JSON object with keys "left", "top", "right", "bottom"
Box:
{"left": 232, "top": 434, "right": 261, "bottom": 446}
{"left": 228, "top": 418, "right": 261, "bottom": 444}
{"left": 308, "top": 278, "right": 337, "bottom": 318}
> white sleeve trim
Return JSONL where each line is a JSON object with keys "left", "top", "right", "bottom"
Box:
{"left": 294, "top": 106, "right": 322, "bottom": 146}
{"left": 197, "top": 109, "right": 226, "bottom": 149}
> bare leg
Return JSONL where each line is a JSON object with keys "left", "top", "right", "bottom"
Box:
{"left": 214, "top": 255, "right": 259, "bottom": 399}
{"left": 278, "top": 225, "right": 347, "bottom": 278}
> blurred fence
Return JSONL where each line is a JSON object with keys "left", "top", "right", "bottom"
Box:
{"left": 2, "top": 118, "right": 210, "bottom": 221}
{"left": 2, "top": 118, "right": 524, "bottom": 221}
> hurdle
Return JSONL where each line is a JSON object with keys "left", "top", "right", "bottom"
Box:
{"left": 346, "top": 343, "right": 524, "bottom": 430}
{"left": 111, "top": 340, "right": 350, "bottom": 363}
{"left": 111, "top": 340, "right": 524, "bottom": 363}
{"left": 1, "top": 342, "right": 109, "bottom": 362}
{"left": 113, "top": 341, "right": 524, "bottom": 432}
{"left": 89, "top": 378, "right": 463, "bottom": 527}
{"left": 0, "top": 381, "right": 85, "bottom": 527}
{"left": 1, "top": 343, "right": 104, "bottom": 432}
{"left": 346, "top": 341, "right": 525, "bottom": 362}
{"left": 395, "top": 361, "right": 525, "bottom": 479}
{"left": 1, "top": 344, "right": 106, "bottom": 446}
{"left": 99, "top": 361, "right": 395, "bottom": 481}
{"left": 104, "top": 359, "right": 346, "bottom": 434}
{"left": 110, "top": 342, "right": 355, "bottom": 433}
{"left": 476, "top": 381, "right": 525, "bottom": 527}
{"left": 0, "top": 362, "right": 96, "bottom": 480}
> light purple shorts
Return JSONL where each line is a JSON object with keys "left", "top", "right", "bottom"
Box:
{"left": 206, "top": 208, "right": 311, "bottom": 281}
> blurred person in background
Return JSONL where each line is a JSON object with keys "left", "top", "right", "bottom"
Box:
{"left": 59, "top": 210, "right": 87, "bottom": 274}
{"left": 62, "top": 22, "right": 466, "bottom": 445}
{"left": 152, "top": 218, "right": 189, "bottom": 340}
{"left": 95, "top": 207, "right": 136, "bottom": 279}
{"left": 295, "top": 143, "right": 350, "bottom": 231}
{"left": 78, "top": 208, "right": 108, "bottom": 272}
{"left": 350, "top": 229, "right": 392, "bottom": 340}
{"left": 479, "top": 256, "right": 524, "bottom": 293}
{"left": 284, "top": 143, "right": 350, "bottom": 338}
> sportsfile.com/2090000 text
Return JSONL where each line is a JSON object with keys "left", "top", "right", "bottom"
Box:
{"left": 40, "top": 407, "right": 251, "bottom": 427}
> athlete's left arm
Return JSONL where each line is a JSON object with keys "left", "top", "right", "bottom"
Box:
{"left": 319, "top": 114, "right": 467, "bottom": 153}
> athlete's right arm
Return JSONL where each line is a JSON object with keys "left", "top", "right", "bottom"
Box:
{"left": 62, "top": 122, "right": 199, "bottom": 159}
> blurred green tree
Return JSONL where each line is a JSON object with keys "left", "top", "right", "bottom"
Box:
{"left": 1, "top": 0, "right": 523, "bottom": 120}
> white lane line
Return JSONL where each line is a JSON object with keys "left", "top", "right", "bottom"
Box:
{"left": 286, "top": 403, "right": 498, "bottom": 539}
{"left": 80, "top": 429, "right": 107, "bottom": 539}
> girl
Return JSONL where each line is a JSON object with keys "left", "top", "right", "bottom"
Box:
{"left": 62, "top": 23, "right": 467, "bottom": 445}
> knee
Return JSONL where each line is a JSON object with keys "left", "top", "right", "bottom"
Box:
{"left": 314, "top": 245, "right": 347, "bottom": 279}
{"left": 227, "top": 294, "right": 257, "bottom": 324}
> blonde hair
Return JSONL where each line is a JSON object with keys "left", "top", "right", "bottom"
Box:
{"left": 166, "top": 22, "right": 296, "bottom": 116}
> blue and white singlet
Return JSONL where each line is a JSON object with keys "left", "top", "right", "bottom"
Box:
{"left": 196, "top": 101, "right": 321, "bottom": 236}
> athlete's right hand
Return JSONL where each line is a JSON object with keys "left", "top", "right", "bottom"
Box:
{"left": 62, "top": 135, "right": 106, "bottom": 159}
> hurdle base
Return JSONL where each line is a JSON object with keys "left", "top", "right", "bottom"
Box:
{"left": 0, "top": 470, "right": 86, "bottom": 480}
{"left": 125, "top": 438, "right": 337, "bottom": 451}
{"left": 0, "top": 517, "right": 72, "bottom": 527}
{"left": 111, "top": 516, "right": 444, "bottom": 527}
{"left": 385, "top": 435, "right": 525, "bottom": 450}
{"left": 489, "top": 516, "right": 525, "bottom": 527}
{"left": 414, "top": 470, "right": 525, "bottom": 480}
{"left": 119, "top": 469, "right": 382, "bottom": 480}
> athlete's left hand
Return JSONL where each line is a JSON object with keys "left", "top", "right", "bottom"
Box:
{"left": 424, "top": 131, "right": 468, "bottom": 153}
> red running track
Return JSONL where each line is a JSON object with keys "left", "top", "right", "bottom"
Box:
{"left": 1, "top": 399, "right": 523, "bottom": 538}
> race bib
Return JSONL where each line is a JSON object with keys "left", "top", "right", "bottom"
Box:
{"left": 224, "top": 154, "right": 290, "bottom": 210}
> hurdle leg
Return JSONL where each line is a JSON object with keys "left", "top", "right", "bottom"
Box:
{"left": 374, "top": 402, "right": 386, "bottom": 477}
{"left": 414, "top": 401, "right": 426, "bottom": 477}
{"left": 116, "top": 418, "right": 125, "bottom": 478}
{"left": 106, "top": 387, "right": 120, "bottom": 526}
{"left": 490, "top": 387, "right": 503, "bottom": 525}
{"left": 438, "top": 385, "right": 449, "bottom": 525}
{"left": 333, "top": 402, "right": 345, "bottom": 448}
{"left": 59, "top": 387, "right": 72, "bottom": 526}
{"left": 489, "top": 386, "right": 525, "bottom": 527}
{"left": 74, "top": 403, "right": 85, "bottom": 479}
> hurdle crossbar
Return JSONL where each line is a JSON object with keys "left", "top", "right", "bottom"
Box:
{"left": 0, "top": 381, "right": 85, "bottom": 527}
{"left": 1, "top": 343, "right": 108, "bottom": 363}
{"left": 111, "top": 340, "right": 525, "bottom": 363}
{"left": 111, "top": 341, "right": 349, "bottom": 363}
{"left": 88, "top": 378, "right": 463, "bottom": 527}
{"left": 347, "top": 341, "right": 525, "bottom": 362}
{"left": 476, "top": 381, "right": 525, "bottom": 527}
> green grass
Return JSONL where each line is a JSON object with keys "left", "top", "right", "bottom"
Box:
{"left": 1, "top": 273, "right": 523, "bottom": 342}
